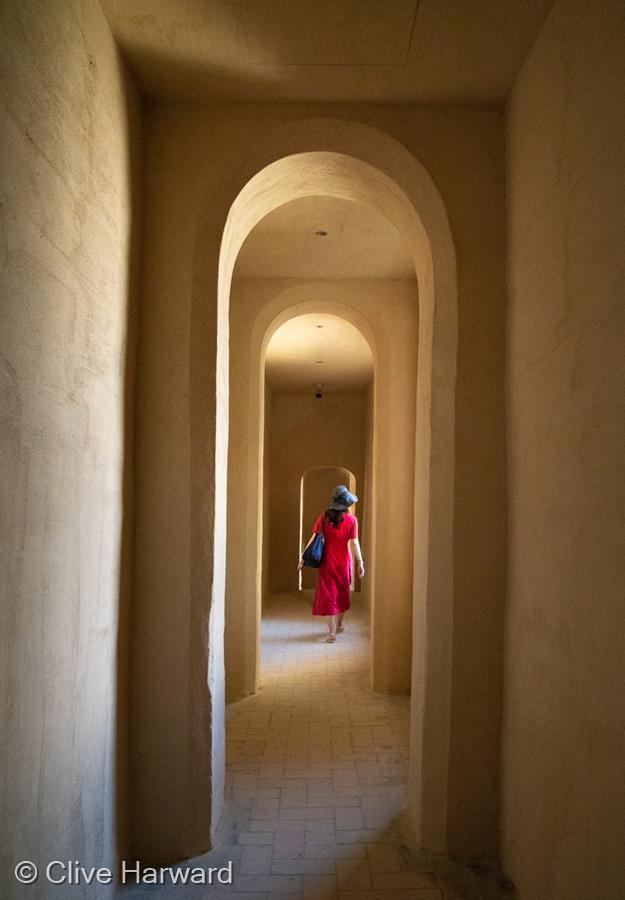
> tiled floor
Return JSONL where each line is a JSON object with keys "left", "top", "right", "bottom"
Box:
{"left": 221, "top": 591, "right": 444, "bottom": 899}
{"left": 121, "top": 593, "right": 507, "bottom": 900}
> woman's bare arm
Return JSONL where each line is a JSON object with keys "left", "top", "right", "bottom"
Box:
{"left": 349, "top": 538, "right": 365, "bottom": 578}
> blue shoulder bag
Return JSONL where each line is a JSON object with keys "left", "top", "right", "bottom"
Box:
{"left": 302, "top": 528, "right": 325, "bottom": 568}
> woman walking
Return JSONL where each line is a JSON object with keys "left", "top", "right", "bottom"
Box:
{"left": 298, "top": 485, "right": 365, "bottom": 642}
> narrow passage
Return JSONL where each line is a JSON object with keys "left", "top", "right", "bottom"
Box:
{"left": 122, "top": 593, "right": 503, "bottom": 898}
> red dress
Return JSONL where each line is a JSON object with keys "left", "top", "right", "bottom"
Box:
{"left": 311, "top": 514, "right": 358, "bottom": 616}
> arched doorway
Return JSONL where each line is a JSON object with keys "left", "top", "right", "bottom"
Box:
{"left": 227, "top": 284, "right": 418, "bottom": 696}
{"left": 128, "top": 120, "right": 458, "bottom": 862}
{"left": 215, "top": 139, "right": 457, "bottom": 852}
{"left": 258, "top": 308, "right": 373, "bottom": 604}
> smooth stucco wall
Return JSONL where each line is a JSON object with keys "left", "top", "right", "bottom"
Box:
{"left": 0, "top": 1, "right": 140, "bottom": 895}
{"left": 502, "top": 1, "right": 625, "bottom": 897}
{"left": 268, "top": 394, "right": 367, "bottom": 593}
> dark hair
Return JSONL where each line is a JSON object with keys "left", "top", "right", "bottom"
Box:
{"left": 324, "top": 509, "right": 345, "bottom": 529}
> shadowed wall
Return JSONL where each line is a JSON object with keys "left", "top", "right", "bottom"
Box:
{"left": 502, "top": 1, "right": 625, "bottom": 897}
{"left": 0, "top": 0, "right": 141, "bottom": 894}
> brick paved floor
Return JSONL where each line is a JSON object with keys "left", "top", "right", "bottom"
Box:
{"left": 120, "top": 592, "right": 507, "bottom": 900}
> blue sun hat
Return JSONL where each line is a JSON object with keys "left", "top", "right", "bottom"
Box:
{"left": 328, "top": 484, "right": 358, "bottom": 511}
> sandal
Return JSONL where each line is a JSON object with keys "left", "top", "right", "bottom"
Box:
{"left": 336, "top": 626, "right": 345, "bottom": 633}
{"left": 326, "top": 634, "right": 336, "bottom": 643}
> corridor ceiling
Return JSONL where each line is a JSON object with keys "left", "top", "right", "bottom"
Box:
{"left": 265, "top": 313, "right": 373, "bottom": 394}
{"left": 101, "top": 0, "right": 552, "bottom": 103}
{"left": 235, "top": 197, "right": 415, "bottom": 280}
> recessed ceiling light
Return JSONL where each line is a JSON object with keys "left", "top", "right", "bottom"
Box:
{"left": 314, "top": 230, "right": 328, "bottom": 237}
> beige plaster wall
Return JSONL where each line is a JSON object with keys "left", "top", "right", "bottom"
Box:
{"left": 502, "top": 1, "right": 625, "bottom": 897}
{"left": 268, "top": 394, "right": 367, "bottom": 593}
{"left": 0, "top": 0, "right": 140, "bottom": 894}
{"left": 138, "top": 104, "right": 506, "bottom": 858}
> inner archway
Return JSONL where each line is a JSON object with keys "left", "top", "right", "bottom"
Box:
{"left": 255, "top": 306, "right": 375, "bottom": 676}
{"left": 261, "top": 309, "right": 373, "bottom": 604}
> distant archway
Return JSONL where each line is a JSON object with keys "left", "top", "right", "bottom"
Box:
{"left": 227, "top": 297, "right": 377, "bottom": 699}
{"left": 299, "top": 466, "right": 357, "bottom": 591}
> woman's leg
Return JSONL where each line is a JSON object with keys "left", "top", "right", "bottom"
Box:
{"left": 325, "top": 615, "right": 337, "bottom": 642}
{"left": 337, "top": 611, "right": 346, "bottom": 633}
